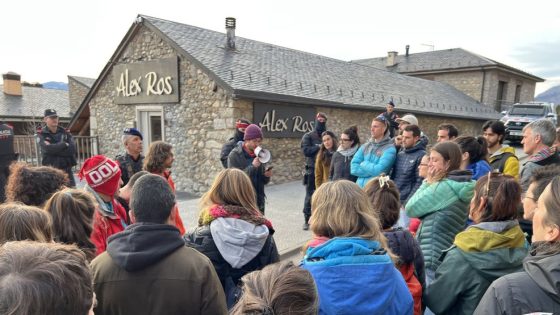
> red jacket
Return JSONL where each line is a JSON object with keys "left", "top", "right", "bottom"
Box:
{"left": 399, "top": 263, "right": 423, "bottom": 315}
{"left": 91, "top": 198, "right": 127, "bottom": 256}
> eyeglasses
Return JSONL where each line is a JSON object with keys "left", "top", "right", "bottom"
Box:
{"left": 523, "top": 195, "right": 537, "bottom": 202}
{"left": 376, "top": 115, "right": 387, "bottom": 121}
{"left": 340, "top": 138, "right": 351, "bottom": 142}
{"left": 485, "top": 170, "right": 504, "bottom": 197}
{"left": 419, "top": 163, "right": 428, "bottom": 167}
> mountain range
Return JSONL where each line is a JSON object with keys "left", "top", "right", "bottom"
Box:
{"left": 42, "top": 81, "right": 68, "bottom": 90}
{"left": 536, "top": 85, "right": 560, "bottom": 104}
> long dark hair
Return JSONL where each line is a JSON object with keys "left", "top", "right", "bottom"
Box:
{"left": 454, "top": 135, "right": 488, "bottom": 164}
{"left": 318, "top": 131, "right": 338, "bottom": 164}
{"left": 472, "top": 172, "right": 520, "bottom": 222}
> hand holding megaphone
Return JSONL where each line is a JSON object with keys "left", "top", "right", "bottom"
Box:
{"left": 254, "top": 146, "right": 271, "bottom": 164}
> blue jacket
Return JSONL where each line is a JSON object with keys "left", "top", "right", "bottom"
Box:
{"left": 467, "top": 160, "right": 492, "bottom": 180}
{"left": 301, "top": 237, "right": 413, "bottom": 315}
{"left": 391, "top": 141, "right": 427, "bottom": 202}
{"left": 351, "top": 135, "right": 397, "bottom": 188}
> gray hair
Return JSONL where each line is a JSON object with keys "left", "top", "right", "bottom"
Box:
{"left": 121, "top": 134, "right": 133, "bottom": 145}
{"left": 130, "top": 174, "right": 175, "bottom": 224}
{"left": 524, "top": 119, "right": 557, "bottom": 146}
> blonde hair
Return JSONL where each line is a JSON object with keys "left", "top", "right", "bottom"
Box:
{"left": 0, "top": 203, "right": 53, "bottom": 244}
{"left": 199, "top": 169, "right": 260, "bottom": 223}
{"left": 230, "top": 261, "right": 318, "bottom": 315}
{"left": 310, "top": 180, "right": 393, "bottom": 259}
{"left": 43, "top": 188, "right": 97, "bottom": 261}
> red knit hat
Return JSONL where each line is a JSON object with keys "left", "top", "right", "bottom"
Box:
{"left": 79, "top": 155, "right": 121, "bottom": 196}
{"left": 244, "top": 124, "right": 263, "bottom": 141}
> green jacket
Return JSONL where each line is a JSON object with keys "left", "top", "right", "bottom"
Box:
{"left": 405, "top": 171, "right": 475, "bottom": 271}
{"left": 425, "top": 221, "right": 528, "bottom": 315}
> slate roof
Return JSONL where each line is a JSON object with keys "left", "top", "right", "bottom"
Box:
{"left": 68, "top": 75, "right": 96, "bottom": 88}
{"left": 141, "top": 16, "right": 498, "bottom": 119}
{"left": 352, "top": 48, "right": 544, "bottom": 82}
{"left": 0, "top": 85, "right": 70, "bottom": 119}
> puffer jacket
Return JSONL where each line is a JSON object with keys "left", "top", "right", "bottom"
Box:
{"left": 425, "top": 221, "right": 527, "bottom": 315}
{"left": 391, "top": 140, "right": 426, "bottom": 202}
{"left": 351, "top": 134, "right": 397, "bottom": 188}
{"left": 405, "top": 170, "right": 475, "bottom": 271}
{"left": 474, "top": 241, "right": 560, "bottom": 315}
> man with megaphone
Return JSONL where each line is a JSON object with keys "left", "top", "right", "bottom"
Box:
{"left": 227, "top": 124, "right": 272, "bottom": 214}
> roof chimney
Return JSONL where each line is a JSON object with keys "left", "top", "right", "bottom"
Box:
{"left": 386, "top": 51, "right": 398, "bottom": 67}
{"left": 2, "top": 72, "right": 22, "bottom": 96}
{"left": 225, "top": 17, "right": 236, "bottom": 49}
{"left": 405, "top": 45, "right": 410, "bottom": 57}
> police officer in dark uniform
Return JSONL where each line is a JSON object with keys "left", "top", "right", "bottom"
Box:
{"left": 300, "top": 112, "right": 327, "bottom": 230}
{"left": 37, "top": 109, "right": 77, "bottom": 186}
{"left": 115, "top": 128, "right": 144, "bottom": 186}
{"left": 0, "top": 121, "right": 17, "bottom": 202}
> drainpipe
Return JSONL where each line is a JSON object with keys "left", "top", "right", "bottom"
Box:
{"left": 480, "top": 68, "right": 486, "bottom": 104}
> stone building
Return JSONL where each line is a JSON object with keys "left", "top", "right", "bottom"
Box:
{"left": 353, "top": 48, "right": 544, "bottom": 112}
{"left": 0, "top": 72, "right": 70, "bottom": 134}
{"left": 69, "top": 15, "right": 498, "bottom": 194}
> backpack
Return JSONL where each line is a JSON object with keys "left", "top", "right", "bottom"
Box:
{"left": 398, "top": 263, "right": 423, "bottom": 315}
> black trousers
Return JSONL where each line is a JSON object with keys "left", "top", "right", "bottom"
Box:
{"left": 303, "top": 168, "right": 316, "bottom": 223}
{"left": 65, "top": 167, "right": 76, "bottom": 187}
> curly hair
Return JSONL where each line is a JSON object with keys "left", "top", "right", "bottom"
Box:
{"left": 5, "top": 162, "right": 67, "bottom": 207}
{"left": 143, "top": 141, "right": 173, "bottom": 174}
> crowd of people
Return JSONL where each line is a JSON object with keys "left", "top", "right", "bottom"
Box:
{"left": 0, "top": 103, "right": 560, "bottom": 314}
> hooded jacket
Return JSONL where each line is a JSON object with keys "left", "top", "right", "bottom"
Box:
{"left": 301, "top": 237, "right": 413, "bottom": 315}
{"left": 425, "top": 221, "right": 528, "bottom": 315}
{"left": 91, "top": 223, "right": 227, "bottom": 315}
{"left": 474, "top": 242, "right": 560, "bottom": 315}
{"left": 488, "top": 146, "right": 519, "bottom": 179}
{"left": 391, "top": 140, "right": 427, "bottom": 202}
{"left": 329, "top": 145, "right": 359, "bottom": 182}
{"left": 220, "top": 130, "right": 244, "bottom": 168}
{"left": 351, "top": 134, "right": 397, "bottom": 188}
{"left": 520, "top": 147, "right": 560, "bottom": 191}
{"left": 405, "top": 170, "right": 475, "bottom": 270}
{"left": 184, "top": 217, "right": 279, "bottom": 292}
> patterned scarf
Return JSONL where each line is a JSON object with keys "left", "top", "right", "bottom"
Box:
{"left": 198, "top": 204, "right": 273, "bottom": 231}
{"left": 528, "top": 146, "right": 556, "bottom": 163}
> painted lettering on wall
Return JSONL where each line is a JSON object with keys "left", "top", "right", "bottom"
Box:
{"left": 113, "top": 57, "right": 180, "bottom": 105}
{"left": 116, "top": 69, "right": 173, "bottom": 97}
{"left": 253, "top": 103, "right": 316, "bottom": 138}
{"left": 259, "top": 110, "right": 313, "bottom": 133}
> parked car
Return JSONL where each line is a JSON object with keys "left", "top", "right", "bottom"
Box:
{"left": 500, "top": 102, "right": 558, "bottom": 142}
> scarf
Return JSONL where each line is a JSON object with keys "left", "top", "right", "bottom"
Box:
{"left": 198, "top": 204, "right": 273, "bottom": 230}
{"left": 337, "top": 144, "right": 359, "bottom": 157}
{"left": 528, "top": 147, "right": 556, "bottom": 163}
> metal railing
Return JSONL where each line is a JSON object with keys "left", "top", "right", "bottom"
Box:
{"left": 13, "top": 135, "right": 98, "bottom": 171}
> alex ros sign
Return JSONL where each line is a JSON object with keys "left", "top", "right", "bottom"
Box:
{"left": 113, "top": 57, "right": 179, "bottom": 104}
{"left": 254, "top": 103, "right": 316, "bottom": 138}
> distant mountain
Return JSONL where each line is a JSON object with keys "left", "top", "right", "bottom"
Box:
{"left": 536, "top": 85, "right": 560, "bottom": 104}
{"left": 42, "top": 81, "right": 68, "bottom": 90}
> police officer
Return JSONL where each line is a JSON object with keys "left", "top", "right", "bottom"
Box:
{"left": 300, "top": 112, "right": 327, "bottom": 230}
{"left": 116, "top": 128, "right": 144, "bottom": 186}
{"left": 0, "top": 121, "right": 17, "bottom": 202}
{"left": 37, "top": 109, "right": 77, "bottom": 186}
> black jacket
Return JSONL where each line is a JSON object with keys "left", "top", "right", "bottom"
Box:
{"left": 37, "top": 126, "right": 76, "bottom": 169}
{"left": 301, "top": 130, "right": 322, "bottom": 168}
{"left": 475, "top": 242, "right": 560, "bottom": 315}
{"left": 115, "top": 153, "right": 144, "bottom": 186}
{"left": 384, "top": 228, "right": 426, "bottom": 291}
{"left": 220, "top": 131, "right": 244, "bottom": 168}
{"left": 184, "top": 224, "right": 279, "bottom": 291}
{"left": 227, "top": 143, "right": 270, "bottom": 210}
{"left": 329, "top": 148, "right": 358, "bottom": 182}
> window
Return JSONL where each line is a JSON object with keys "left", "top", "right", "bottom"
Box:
{"left": 514, "top": 84, "right": 521, "bottom": 103}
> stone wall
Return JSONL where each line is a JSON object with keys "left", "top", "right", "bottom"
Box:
{"left": 90, "top": 26, "right": 232, "bottom": 194}
{"left": 68, "top": 78, "right": 90, "bottom": 114}
{"left": 416, "top": 71, "right": 484, "bottom": 103}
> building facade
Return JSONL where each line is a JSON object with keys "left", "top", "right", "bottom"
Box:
{"left": 70, "top": 16, "right": 499, "bottom": 194}
{"left": 353, "top": 48, "right": 544, "bottom": 112}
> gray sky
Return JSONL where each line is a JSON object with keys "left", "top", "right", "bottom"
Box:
{"left": 1, "top": 0, "right": 559, "bottom": 95}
